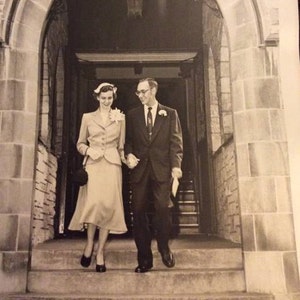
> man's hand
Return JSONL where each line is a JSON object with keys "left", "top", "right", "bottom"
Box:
{"left": 171, "top": 167, "right": 182, "bottom": 179}
{"left": 126, "top": 153, "right": 140, "bottom": 169}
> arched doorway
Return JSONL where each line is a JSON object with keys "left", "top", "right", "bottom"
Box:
{"left": 1, "top": 0, "right": 298, "bottom": 297}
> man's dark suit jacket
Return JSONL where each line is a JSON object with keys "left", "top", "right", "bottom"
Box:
{"left": 125, "top": 103, "right": 183, "bottom": 183}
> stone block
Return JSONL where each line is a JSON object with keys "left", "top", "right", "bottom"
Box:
{"left": 239, "top": 177, "right": 277, "bottom": 213}
{"left": 0, "top": 268, "right": 27, "bottom": 293}
{"left": 265, "top": 48, "right": 279, "bottom": 77}
{"left": 25, "top": 81, "right": 39, "bottom": 113}
{"left": 255, "top": 214, "right": 296, "bottom": 251}
{"left": 240, "top": 215, "right": 256, "bottom": 251}
{"left": 0, "top": 80, "right": 26, "bottom": 110}
{"left": 30, "top": 0, "right": 52, "bottom": 11}
{"left": 231, "top": 48, "right": 265, "bottom": 80}
{"left": 0, "top": 111, "right": 36, "bottom": 144}
{"left": 221, "top": 77, "right": 231, "bottom": 93}
{"left": 18, "top": 215, "right": 31, "bottom": 251}
{"left": 270, "top": 109, "right": 287, "bottom": 141}
{"left": 221, "top": 93, "right": 232, "bottom": 111}
{"left": 14, "top": 0, "right": 47, "bottom": 36}
{"left": 11, "top": 22, "right": 40, "bottom": 53}
{"left": 0, "top": 215, "right": 18, "bottom": 251}
{"left": 244, "top": 251, "right": 286, "bottom": 293}
{"left": 0, "top": 144, "right": 22, "bottom": 178}
{"left": 15, "top": 51, "right": 39, "bottom": 82}
{"left": 2, "top": 252, "right": 29, "bottom": 272}
{"left": 231, "top": 0, "right": 252, "bottom": 26}
{"left": 22, "top": 145, "right": 36, "bottom": 178}
{"left": 223, "top": 113, "right": 233, "bottom": 134}
{"left": 244, "top": 78, "right": 280, "bottom": 109}
{"left": 283, "top": 252, "right": 300, "bottom": 292}
{"left": 275, "top": 177, "right": 292, "bottom": 212}
{"left": 236, "top": 144, "right": 250, "bottom": 177}
{"left": 231, "top": 22, "right": 258, "bottom": 51}
{"left": 249, "top": 142, "right": 289, "bottom": 176}
{"left": 0, "top": 179, "right": 33, "bottom": 214}
{"left": 234, "top": 110, "right": 271, "bottom": 143}
{"left": 232, "top": 81, "right": 245, "bottom": 112}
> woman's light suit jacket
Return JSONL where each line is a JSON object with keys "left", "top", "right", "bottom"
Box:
{"left": 76, "top": 109, "right": 125, "bottom": 166}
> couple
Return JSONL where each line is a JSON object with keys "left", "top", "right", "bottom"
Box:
{"left": 68, "top": 78, "right": 183, "bottom": 273}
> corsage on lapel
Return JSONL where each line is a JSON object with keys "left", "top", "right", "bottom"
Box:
{"left": 109, "top": 108, "right": 125, "bottom": 123}
{"left": 158, "top": 109, "right": 167, "bottom": 117}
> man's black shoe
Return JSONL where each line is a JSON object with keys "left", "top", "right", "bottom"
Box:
{"left": 135, "top": 264, "right": 153, "bottom": 273}
{"left": 161, "top": 251, "right": 175, "bottom": 268}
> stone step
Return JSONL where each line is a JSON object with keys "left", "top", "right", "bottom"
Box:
{"left": 174, "top": 225, "right": 200, "bottom": 235}
{"left": 175, "top": 200, "right": 198, "bottom": 212}
{"left": 27, "top": 269, "right": 246, "bottom": 295}
{"left": 172, "top": 212, "right": 199, "bottom": 224}
{"left": 177, "top": 191, "right": 195, "bottom": 201}
{"left": 31, "top": 238, "right": 242, "bottom": 271}
{"left": 3, "top": 292, "right": 274, "bottom": 300}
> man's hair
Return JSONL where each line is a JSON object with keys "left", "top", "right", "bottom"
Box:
{"left": 139, "top": 78, "right": 158, "bottom": 92}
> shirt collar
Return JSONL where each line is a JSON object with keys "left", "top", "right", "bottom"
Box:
{"left": 144, "top": 100, "right": 158, "bottom": 111}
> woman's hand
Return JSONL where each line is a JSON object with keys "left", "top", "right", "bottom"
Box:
{"left": 86, "top": 148, "right": 102, "bottom": 160}
{"left": 126, "top": 153, "right": 140, "bottom": 169}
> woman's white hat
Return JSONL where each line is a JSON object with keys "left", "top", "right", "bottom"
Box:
{"left": 94, "top": 82, "right": 117, "bottom": 94}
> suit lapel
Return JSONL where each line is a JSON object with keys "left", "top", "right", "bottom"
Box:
{"left": 150, "top": 103, "right": 165, "bottom": 143}
{"left": 91, "top": 109, "right": 114, "bottom": 129}
{"left": 135, "top": 106, "right": 149, "bottom": 142}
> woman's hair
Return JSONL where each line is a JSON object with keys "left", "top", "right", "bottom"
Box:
{"left": 93, "top": 84, "right": 117, "bottom": 100}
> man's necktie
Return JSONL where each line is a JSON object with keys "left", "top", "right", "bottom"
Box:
{"left": 147, "top": 107, "right": 153, "bottom": 140}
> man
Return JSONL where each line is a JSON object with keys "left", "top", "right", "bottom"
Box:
{"left": 125, "top": 78, "right": 183, "bottom": 273}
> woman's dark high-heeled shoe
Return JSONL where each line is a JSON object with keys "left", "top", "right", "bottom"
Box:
{"left": 80, "top": 245, "right": 94, "bottom": 268}
{"left": 96, "top": 264, "right": 106, "bottom": 272}
{"left": 80, "top": 254, "right": 92, "bottom": 267}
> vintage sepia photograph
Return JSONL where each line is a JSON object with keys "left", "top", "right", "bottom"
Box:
{"left": 0, "top": 0, "right": 299, "bottom": 299}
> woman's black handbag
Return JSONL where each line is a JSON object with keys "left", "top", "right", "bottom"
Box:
{"left": 72, "top": 157, "right": 88, "bottom": 186}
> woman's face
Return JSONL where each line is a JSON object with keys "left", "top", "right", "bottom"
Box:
{"left": 97, "top": 90, "right": 114, "bottom": 109}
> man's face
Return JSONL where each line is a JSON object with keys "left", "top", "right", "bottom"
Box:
{"left": 136, "top": 81, "right": 155, "bottom": 106}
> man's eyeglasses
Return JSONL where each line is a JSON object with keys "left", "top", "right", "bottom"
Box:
{"left": 135, "top": 89, "right": 149, "bottom": 96}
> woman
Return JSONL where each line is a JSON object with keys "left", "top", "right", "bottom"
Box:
{"left": 68, "top": 82, "right": 127, "bottom": 272}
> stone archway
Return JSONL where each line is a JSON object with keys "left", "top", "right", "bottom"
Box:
{"left": 0, "top": 0, "right": 298, "bottom": 298}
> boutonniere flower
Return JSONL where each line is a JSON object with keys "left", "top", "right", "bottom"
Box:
{"left": 158, "top": 109, "right": 167, "bottom": 117}
{"left": 109, "top": 108, "right": 125, "bottom": 123}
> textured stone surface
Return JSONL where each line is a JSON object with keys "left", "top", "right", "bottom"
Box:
{"left": 249, "top": 142, "right": 289, "bottom": 176}
{"left": 240, "top": 215, "right": 255, "bottom": 251}
{"left": 0, "top": 180, "right": 32, "bottom": 214}
{"left": 213, "top": 140, "right": 241, "bottom": 243}
{"left": 244, "top": 252, "right": 286, "bottom": 293}
{"left": 0, "top": 215, "right": 18, "bottom": 251}
{"left": 239, "top": 177, "right": 277, "bottom": 213}
{"left": 234, "top": 110, "right": 271, "bottom": 143}
{"left": 2, "top": 252, "right": 29, "bottom": 272}
{"left": 255, "top": 214, "right": 296, "bottom": 251}
{"left": 244, "top": 78, "right": 280, "bottom": 109}
{"left": 0, "top": 80, "right": 26, "bottom": 110}
{"left": 0, "top": 144, "right": 22, "bottom": 178}
{"left": 283, "top": 252, "right": 300, "bottom": 292}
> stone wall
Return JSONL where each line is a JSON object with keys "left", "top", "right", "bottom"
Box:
{"left": 203, "top": 1, "right": 240, "bottom": 242}
{"left": 32, "top": 144, "right": 57, "bottom": 246}
{"left": 213, "top": 137, "right": 241, "bottom": 243}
